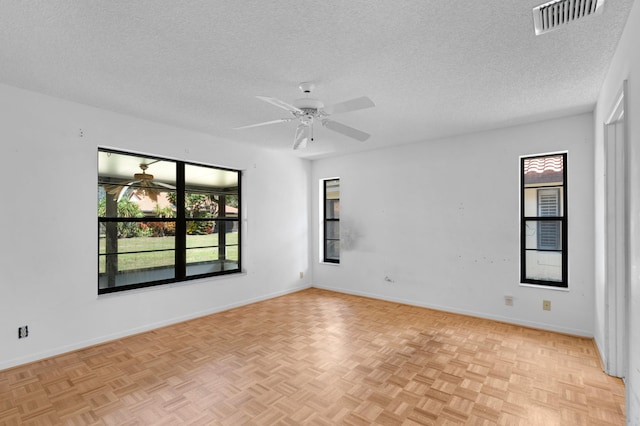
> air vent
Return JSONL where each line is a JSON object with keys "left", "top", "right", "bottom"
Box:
{"left": 533, "top": 0, "right": 605, "bottom": 35}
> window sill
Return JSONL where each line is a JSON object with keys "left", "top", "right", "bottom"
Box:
{"left": 519, "top": 282, "right": 569, "bottom": 292}
{"left": 98, "top": 271, "right": 247, "bottom": 299}
{"left": 320, "top": 261, "right": 340, "bottom": 266}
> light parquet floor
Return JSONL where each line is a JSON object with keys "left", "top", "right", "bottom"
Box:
{"left": 0, "top": 289, "right": 625, "bottom": 425}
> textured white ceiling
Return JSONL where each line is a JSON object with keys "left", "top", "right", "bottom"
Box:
{"left": 0, "top": 1, "right": 634, "bottom": 159}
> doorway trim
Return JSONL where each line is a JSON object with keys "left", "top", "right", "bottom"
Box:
{"left": 603, "top": 80, "right": 629, "bottom": 379}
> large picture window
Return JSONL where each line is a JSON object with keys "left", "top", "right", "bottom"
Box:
{"left": 98, "top": 149, "right": 241, "bottom": 294}
{"left": 521, "top": 153, "right": 567, "bottom": 287}
{"left": 323, "top": 178, "right": 340, "bottom": 263}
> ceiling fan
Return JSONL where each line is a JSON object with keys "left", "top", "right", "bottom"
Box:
{"left": 235, "top": 82, "right": 375, "bottom": 150}
{"left": 104, "top": 163, "right": 175, "bottom": 202}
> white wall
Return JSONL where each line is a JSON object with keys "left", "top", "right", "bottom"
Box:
{"left": 312, "top": 113, "right": 594, "bottom": 336}
{"left": 0, "top": 83, "right": 311, "bottom": 370}
{"left": 594, "top": 0, "right": 640, "bottom": 422}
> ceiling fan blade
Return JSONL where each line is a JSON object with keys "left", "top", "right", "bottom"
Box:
{"left": 324, "top": 96, "right": 375, "bottom": 115}
{"left": 234, "top": 117, "right": 294, "bottom": 130}
{"left": 256, "top": 96, "right": 303, "bottom": 113}
{"left": 154, "top": 181, "right": 176, "bottom": 190}
{"left": 292, "top": 124, "right": 310, "bottom": 150}
{"left": 322, "top": 120, "right": 370, "bottom": 142}
{"left": 105, "top": 184, "right": 125, "bottom": 199}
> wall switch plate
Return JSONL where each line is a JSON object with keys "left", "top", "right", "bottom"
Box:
{"left": 543, "top": 300, "right": 551, "bottom": 311}
{"left": 18, "top": 325, "right": 29, "bottom": 339}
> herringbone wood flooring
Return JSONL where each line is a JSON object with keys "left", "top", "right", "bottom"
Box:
{"left": 0, "top": 289, "right": 625, "bottom": 425}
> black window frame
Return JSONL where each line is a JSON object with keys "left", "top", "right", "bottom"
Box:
{"left": 98, "top": 148, "right": 241, "bottom": 294}
{"left": 520, "top": 152, "right": 568, "bottom": 288}
{"left": 323, "top": 178, "right": 340, "bottom": 264}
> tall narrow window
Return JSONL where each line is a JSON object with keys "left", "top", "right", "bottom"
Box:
{"left": 98, "top": 149, "right": 241, "bottom": 294}
{"left": 323, "top": 178, "right": 340, "bottom": 263}
{"left": 521, "top": 153, "right": 567, "bottom": 287}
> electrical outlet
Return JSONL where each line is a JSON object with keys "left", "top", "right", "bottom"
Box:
{"left": 18, "top": 326, "right": 29, "bottom": 339}
{"left": 299, "top": 271, "right": 304, "bottom": 279}
{"left": 543, "top": 300, "right": 551, "bottom": 311}
{"left": 504, "top": 295, "right": 514, "bottom": 306}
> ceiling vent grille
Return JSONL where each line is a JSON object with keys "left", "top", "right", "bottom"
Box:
{"left": 533, "top": 0, "right": 605, "bottom": 35}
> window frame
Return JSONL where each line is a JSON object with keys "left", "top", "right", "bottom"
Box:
{"left": 98, "top": 148, "right": 242, "bottom": 294}
{"left": 323, "top": 178, "right": 340, "bottom": 264}
{"left": 520, "top": 152, "right": 568, "bottom": 288}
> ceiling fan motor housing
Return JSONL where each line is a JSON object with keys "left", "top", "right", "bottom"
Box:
{"left": 134, "top": 173, "right": 154, "bottom": 180}
{"left": 294, "top": 98, "right": 324, "bottom": 110}
{"left": 134, "top": 164, "right": 153, "bottom": 181}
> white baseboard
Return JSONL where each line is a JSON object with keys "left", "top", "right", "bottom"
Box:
{"left": 313, "top": 284, "right": 593, "bottom": 338}
{"left": 0, "top": 285, "right": 310, "bottom": 371}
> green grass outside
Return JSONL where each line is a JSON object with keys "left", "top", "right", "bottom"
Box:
{"left": 99, "top": 233, "right": 238, "bottom": 272}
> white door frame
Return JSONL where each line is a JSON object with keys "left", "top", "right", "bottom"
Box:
{"left": 603, "top": 80, "right": 629, "bottom": 379}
